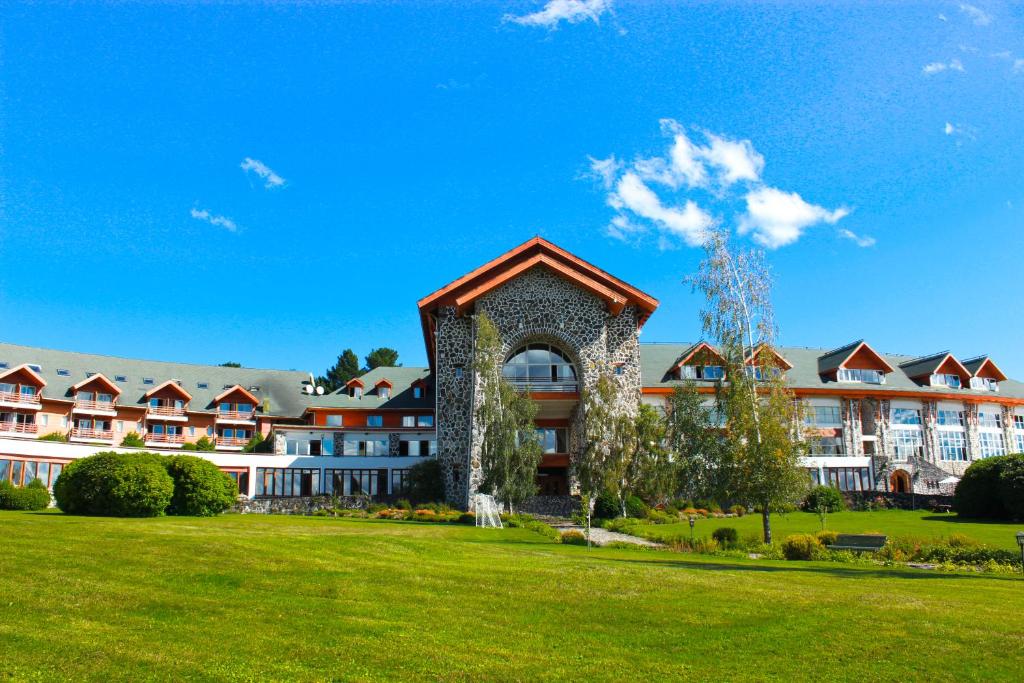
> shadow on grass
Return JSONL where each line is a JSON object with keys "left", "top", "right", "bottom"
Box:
{"left": 591, "top": 554, "right": 1024, "bottom": 582}
{"left": 918, "top": 515, "right": 1021, "bottom": 527}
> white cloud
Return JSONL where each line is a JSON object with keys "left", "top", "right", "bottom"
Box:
{"left": 958, "top": 3, "right": 992, "bottom": 26}
{"left": 839, "top": 228, "right": 876, "bottom": 248}
{"left": 504, "top": 0, "right": 610, "bottom": 29}
{"left": 923, "top": 58, "right": 964, "bottom": 74}
{"left": 190, "top": 208, "right": 237, "bottom": 232}
{"left": 588, "top": 155, "right": 622, "bottom": 189}
{"left": 240, "top": 157, "right": 286, "bottom": 188}
{"left": 738, "top": 187, "right": 848, "bottom": 249}
{"left": 938, "top": 13, "right": 948, "bottom": 21}
{"left": 699, "top": 131, "right": 764, "bottom": 185}
{"left": 611, "top": 172, "right": 714, "bottom": 246}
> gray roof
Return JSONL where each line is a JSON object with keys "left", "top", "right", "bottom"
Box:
{"left": 0, "top": 342, "right": 313, "bottom": 417}
{"left": 639, "top": 343, "right": 1024, "bottom": 400}
{"left": 816, "top": 339, "right": 865, "bottom": 374}
{"left": 898, "top": 351, "right": 958, "bottom": 380}
{"left": 304, "top": 366, "right": 433, "bottom": 411}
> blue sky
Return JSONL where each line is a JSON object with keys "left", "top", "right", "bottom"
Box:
{"left": 2, "top": 1, "right": 1022, "bottom": 376}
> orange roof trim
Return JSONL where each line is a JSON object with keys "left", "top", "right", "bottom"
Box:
{"left": 71, "top": 372, "right": 122, "bottom": 395}
{"left": 0, "top": 363, "right": 48, "bottom": 388}
{"left": 213, "top": 384, "right": 259, "bottom": 404}
{"left": 972, "top": 357, "right": 1008, "bottom": 382}
{"left": 673, "top": 342, "right": 726, "bottom": 369}
{"left": 144, "top": 379, "right": 193, "bottom": 401}
{"left": 746, "top": 343, "right": 793, "bottom": 371}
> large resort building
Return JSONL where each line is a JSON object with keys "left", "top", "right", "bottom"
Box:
{"left": 2, "top": 238, "right": 1022, "bottom": 505}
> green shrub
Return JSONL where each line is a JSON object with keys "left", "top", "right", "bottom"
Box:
{"left": 946, "top": 533, "right": 980, "bottom": 548}
{"left": 180, "top": 442, "right": 198, "bottom": 451}
{"left": 119, "top": 431, "right": 145, "bottom": 448}
{"left": 395, "top": 498, "right": 413, "bottom": 511}
{"left": 802, "top": 485, "right": 845, "bottom": 513}
{"left": 505, "top": 514, "right": 561, "bottom": 542}
{"left": 603, "top": 517, "right": 643, "bottom": 534}
{"left": 712, "top": 526, "right": 739, "bottom": 548}
{"left": 242, "top": 432, "right": 265, "bottom": 453}
{"left": 457, "top": 512, "right": 475, "bottom": 525}
{"left": 781, "top": 533, "right": 821, "bottom": 561}
{"left": 625, "top": 495, "right": 648, "bottom": 519}
{"left": 729, "top": 504, "right": 746, "bottom": 517}
{"left": 954, "top": 456, "right": 1008, "bottom": 518}
{"left": 53, "top": 451, "right": 173, "bottom": 517}
{"left": 37, "top": 432, "right": 68, "bottom": 443}
{"left": 998, "top": 454, "right": 1024, "bottom": 520}
{"left": 164, "top": 455, "right": 237, "bottom": 516}
{"left": 406, "top": 460, "right": 445, "bottom": 504}
{"left": 0, "top": 478, "right": 51, "bottom": 510}
{"left": 560, "top": 530, "right": 588, "bottom": 545}
{"left": 193, "top": 436, "right": 216, "bottom": 452}
{"left": 815, "top": 529, "right": 839, "bottom": 547}
{"left": 593, "top": 490, "right": 619, "bottom": 519}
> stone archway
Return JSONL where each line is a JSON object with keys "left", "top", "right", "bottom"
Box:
{"left": 890, "top": 469, "right": 911, "bottom": 493}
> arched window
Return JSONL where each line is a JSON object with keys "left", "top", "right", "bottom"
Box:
{"left": 502, "top": 343, "right": 577, "bottom": 390}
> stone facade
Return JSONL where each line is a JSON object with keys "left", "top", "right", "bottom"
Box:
{"left": 434, "top": 266, "right": 642, "bottom": 508}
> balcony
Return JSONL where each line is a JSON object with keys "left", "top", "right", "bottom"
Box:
{"left": 0, "top": 421, "right": 38, "bottom": 436}
{"left": 215, "top": 410, "right": 256, "bottom": 425}
{"left": 146, "top": 405, "right": 188, "bottom": 421}
{"left": 216, "top": 436, "right": 249, "bottom": 450}
{"left": 508, "top": 379, "right": 578, "bottom": 394}
{"left": 72, "top": 400, "right": 117, "bottom": 416}
{"left": 144, "top": 432, "right": 185, "bottom": 447}
{"left": 70, "top": 427, "right": 114, "bottom": 442}
{"left": 0, "top": 390, "right": 42, "bottom": 410}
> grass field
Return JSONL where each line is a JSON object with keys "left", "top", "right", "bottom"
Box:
{"left": 2, "top": 511, "right": 1023, "bottom": 681}
{"left": 629, "top": 509, "right": 1024, "bottom": 549}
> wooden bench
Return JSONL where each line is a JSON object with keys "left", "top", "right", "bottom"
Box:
{"left": 827, "top": 534, "right": 887, "bottom": 553}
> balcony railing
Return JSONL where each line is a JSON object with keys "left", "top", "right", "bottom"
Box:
{"left": 146, "top": 405, "right": 186, "bottom": 417}
{"left": 0, "top": 390, "right": 42, "bottom": 406}
{"left": 71, "top": 427, "right": 114, "bottom": 441}
{"left": 217, "top": 436, "right": 249, "bottom": 448}
{"left": 144, "top": 432, "right": 185, "bottom": 445}
{"left": 508, "top": 380, "right": 578, "bottom": 393}
{"left": 216, "top": 410, "right": 256, "bottom": 421}
{"left": 74, "top": 400, "right": 117, "bottom": 413}
{"left": 0, "top": 421, "right": 37, "bottom": 434}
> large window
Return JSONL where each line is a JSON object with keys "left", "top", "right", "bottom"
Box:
{"left": 536, "top": 428, "right": 568, "bottom": 454}
{"left": 978, "top": 431, "right": 1006, "bottom": 458}
{"left": 978, "top": 411, "right": 1002, "bottom": 429}
{"left": 970, "top": 377, "right": 998, "bottom": 392}
{"left": 0, "top": 458, "right": 63, "bottom": 489}
{"left": 939, "top": 431, "right": 967, "bottom": 461}
{"left": 256, "top": 468, "right": 319, "bottom": 497}
{"left": 804, "top": 405, "right": 841, "bottom": 427}
{"left": 807, "top": 436, "right": 844, "bottom": 455}
{"left": 891, "top": 408, "right": 922, "bottom": 425}
{"left": 930, "top": 373, "right": 962, "bottom": 389}
{"left": 891, "top": 429, "right": 923, "bottom": 461}
{"left": 679, "top": 365, "right": 725, "bottom": 381}
{"left": 398, "top": 439, "right": 436, "bottom": 457}
{"left": 826, "top": 467, "right": 871, "bottom": 491}
{"left": 324, "top": 469, "right": 387, "bottom": 497}
{"left": 343, "top": 436, "right": 389, "bottom": 456}
{"left": 502, "top": 343, "right": 577, "bottom": 389}
{"left": 285, "top": 437, "right": 331, "bottom": 456}
{"left": 937, "top": 410, "right": 964, "bottom": 426}
{"left": 391, "top": 469, "right": 410, "bottom": 496}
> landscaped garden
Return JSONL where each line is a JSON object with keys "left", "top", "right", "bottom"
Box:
{"left": 2, "top": 510, "right": 1023, "bottom": 681}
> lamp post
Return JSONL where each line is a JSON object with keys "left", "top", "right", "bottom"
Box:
{"left": 1016, "top": 532, "right": 1024, "bottom": 576}
{"left": 689, "top": 516, "right": 696, "bottom": 546}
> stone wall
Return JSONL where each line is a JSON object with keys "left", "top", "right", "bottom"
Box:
{"left": 232, "top": 495, "right": 371, "bottom": 515}
{"left": 843, "top": 490, "right": 955, "bottom": 511}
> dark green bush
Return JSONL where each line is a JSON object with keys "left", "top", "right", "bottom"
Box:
{"left": 802, "top": 485, "right": 845, "bottom": 513}
{"left": 625, "top": 495, "right": 648, "bottom": 519}
{"left": 955, "top": 456, "right": 1009, "bottom": 518}
{"left": 998, "top": 454, "right": 1024, "bottom": 520}
{"left": 0, "top": 478, "right": 51, "bottom": 510}
{"left": 37, "top": 432, "right": 68, "bottom": 443}
{"left": 193, "top": 436, "right": 216, "bottom": 452}
{"left": 781, "top": 533, "right": 821, "bottom": 561}
{"left": 406, "top": 460, "right": 445, "bottom": 504}
{"left": 53, "top": 451, "right": 173, "bottom": 517}
{"left": 242, "top": 432, "right": 265, "bottom": 453}
{"left": 164, "top": 455, "right": 237, "bottom": 517}
{"left": 120, "top": 431, "right": 145, "bottom": 448}
{"left": 180, "top": 442, "right": 198, "bottom": 451}
{"left": 593, "top": 490, "right": 619, "bottom": 519}
{"left": 711, "top": 526, "right": 739, "bottom": 548}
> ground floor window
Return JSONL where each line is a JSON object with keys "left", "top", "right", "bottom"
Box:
{"left": 398, "top": 439, "right": 436, "bottom": 456}
{"left": 536, "top": 428, "right": 568, "bottom": 454}
{"left": 255, "top": 468, "right": 319, "bottom": 497}
{"left": 0, "top": 458, "right": 64, "bottom": 490}
{"left": 938, "top": 431, "right": 967, "bottom": 461}
{"left": 324, "top": 468, "right": 387, "bottom": 497}
{"left": 391, "top": 469, "right": 409, "bottom": 496}
{"left": 285, "top": 436, "right": 330, "bottom": 455}
{"left": 224, "top": 470, "right": 249, "bottom": 494}
{"left": 825, "top": 467, "right": 871, "bottom": 492}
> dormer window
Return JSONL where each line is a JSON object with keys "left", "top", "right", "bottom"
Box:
{"left": 970, "top": 377, "right": 999, "bottom": 392}
{"left": 930, "top": 373, "right": 962, "bottom": 389}
{"left": 352, "top": 386, "right": 363, "bottom": 398}
{"left": 837, "top": 368, "right": 885, "bottom": 384}
{"left": 673, "top": 342, "right": 727, "bottom": 383}
{"left": 346, "top": 378, "right": 365, "bottom": 398}
{"left": 380, "top": 387, "right": 390, "bottom": 399}
{"left": 680, "top": 365, "right": 724, "bottom": 381}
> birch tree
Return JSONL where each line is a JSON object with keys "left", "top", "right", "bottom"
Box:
{"left": 473, "top": 313, "right": 542, "bottom": 512}
{"left": 686, "top": 229, "right": 808, "bottom": 543}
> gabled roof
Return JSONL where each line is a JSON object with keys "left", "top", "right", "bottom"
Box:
{"left": 374, "top": 378, "right": 393, "bottom": 389}
{"left": 672, "top": 342, "right": 725, "bottom": 369}
{"left": 306, "top": 367, "right": 433, "bottom": 411}
{"left": 346, "top": 377, "right": 366, "bottom": 389}
{"left": 213, "top": 384, "right": 258, "bottom": 404}
{"left": 71, "top": 372, "right": 122, "bottom": 395}
{"left": 817, "top": 340, "right": 895, "bottom": 375}
{"left": 144, "top": 379, "right": 193, "bottom": 401}
{"left": 962, "top": 355, "right": 1008, "bottom": 382}
{"left": 746, "top": 343, "right": 793, "bottom": 371}
{"left": 899, "top": 352, "right": 971, "bottom": 382}
{"left": 0, "top": 363, "right": 47, "bottom": 388}
{"left": 417, "top": 237, "right": 659, "bottom": 368}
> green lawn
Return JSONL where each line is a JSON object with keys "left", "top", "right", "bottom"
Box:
{"left": 633, "top": 509, "right": 1024, "bottom": 549}
{"left": 2, "top": 511, "right": 1023, "bottom": 681}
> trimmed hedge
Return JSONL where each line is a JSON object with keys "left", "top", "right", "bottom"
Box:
{"left": 0, "top": 478, "right": 51, "bottom": 510}
{"left": 53, "top": 451, "right": 237, "bottom": 517}
{"left": 712, "top": 526, "right": 739, "bottom": 548}
{"left": 54, "top": 452, "right": 173, "bottom": 517}
{"left": 954, "top": 454, "right": 1024, "bottom": 519}
{"left": 165, "top": 455, "right": 237, "bottom": 517}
